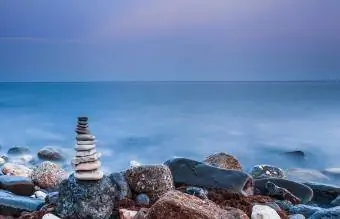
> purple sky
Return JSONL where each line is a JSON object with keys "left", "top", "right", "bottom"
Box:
{"left": 0, "top": 1, "right": 340, "bottom": 81}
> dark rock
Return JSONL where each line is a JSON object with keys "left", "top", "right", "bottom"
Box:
{"left": 330, "top": 195, "right": 340, "bottom": 206}
{"left": 45, "top": 192, "right": 59, "bottom": 205}
{"left": 147, "top": 190, "right": 249, "bottom": 219}
{"left": 109, "top": 172, "right": 132, "bottom": 200}
{"left": 37, "top": 147, "right": 66, "bottom": 161}
{"left": 250, "top": 164, "right": 285, "bottom": 179}
{"left": 265, "top": 181, "right": 301, "bottom": 204}
{"left": 165, "top": 158, "right": 253, "bottom": 196}
{"left": 78, "top": 117, "right": 88, "bottom": 122}
{"left": 255, "top": 178, "right": 313, "bottom": 203}
{"left": 284, "top": 151, "right": 305, "bottom": 159}
{"left": 0, "top": 176, "right": 34, "bottom": 196}
{"left": 303, "top": 182, "right": 340, "bottom": 207}
{"left": 7, "top": 147, "right": 30, "bottom": 156}
{"left": 185, "top": 186, "right": 208, "bottom": 200}
{"left": 289, "top": 205, "right": 322, "bottom": 218}
{"left": 75, "top": 129, "right": 90, "bottom": 134}
{"left": 0, "top": 190, "right": 44, "bottom": 216}
{"left": 135, "top": 194, "right": 150, "bottom": 205}
{"left": 55, "top": 174, "right": 119, "bottom": 219}
{"left": 309, "top": 206, "right": 340, "bottom": 219}
{"left": 125, "top": 165, "right": 174, "bottom": 203}
{"left": 203, "top": 152, "right": 243, "bottom": 170}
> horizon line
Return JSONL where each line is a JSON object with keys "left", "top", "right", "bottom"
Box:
{"left": 0, "top": 80, "right": 340, "bottom": 83}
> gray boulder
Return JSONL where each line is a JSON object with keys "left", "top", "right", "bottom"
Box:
{"left": 109, "top": 172, "right": 132, "bottom": 200}
{"left": 55, "top": 174, "right": 119, "bottom": 219}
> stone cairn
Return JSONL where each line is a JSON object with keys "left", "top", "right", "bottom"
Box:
{"left": 72, "top": 117, "right": 103, "bottom": 180}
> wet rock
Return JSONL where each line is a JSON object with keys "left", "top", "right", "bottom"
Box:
{"left": 251, "top": 205, "right": 280, "bottom": 219}
{"left": 309, "top": 206, "right": 340, "bottom": 219}
{"left": 250, "top": 164, "right": 285, "bottom": 179}
{"left": 125, "top": 165, "right": 174, "bottom": 203}
{"left": 303, "top": 182, "right": 340, "bottom": 207}
{"left": 55, "top": 174, "right": 119, "bottom": 219}
{"left": 0, "top": 190, "right": 44, "bottom": 216}
{"left": 255, "top": 178, "right": 313, "bottom": 203}
{"left": 7, "top": 147, "right": 30, "bottom": 156}
{"left": 34, "top": 191, "right": 47, "bottom": 200}
{"left": 204, "top": 152, "right": 243, "bottom": 170}
{"left": 185, "top": 186, "right": 208, "bottom": 200}
{"left": 289, "top": 205, "right": 322, "bottom": 218}
{"left": 287, "top": 168, "right": 330, "bottom": 182}
{"left": 45, "top": 192, "right": 59, "bottom": 205}
{"left": 0, "top": 175, "right": 34, "bottom": 196}
{"left": 135, "top": 193, "right": 150, "bottom": 205}
{"left": 38, "top": 147, "right": 66, "bottom": 161}
{"left": 265, "top": 181, "right": 301, "bottom": 204}
{"left": 42, "top": 213, "right": 61, "bottom": 219}
{"left": 119, "top": 209, "right": 137, "bottom": 219}
{"left": 165, "top": 158, "right": 253, "bottom": 196}
{"left": 283, "top": 151, "right": 305, "bottom": 159}
{"left": 330, "top": 195, "right": 340, "bottom": 206}
{"left": 147, "top": 190, "right": 249, "bottom": 219}
{"left": 288, "top": 214, "right": 305, "bottom": 219}
{"left": 31, "top": 161, "right": 67, "bottom": 190}
{"left": 109, "top": 172, "right": 132, "bottom": 200}
{"left": 2, "top": 163, "right": 32, "bottom": 177}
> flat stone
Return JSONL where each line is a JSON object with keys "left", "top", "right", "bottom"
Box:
{"left": 31, "top": 161, "right": 67, "bottom": 190}
{"left": 76, "top": 148, "right": 97, "bottom": 157}
{"left": 125, "top": 165, "right": 174, "bottom": 203}
{"left": 204, "top": 152, "right": 243, "bottom": 170}
{"left": 38, "top": 147, "right": 67, "bottom": 161}
{"left": 265, "top": 181, "right": 301, "bottom": 204}
{"left": 109, "top": 172, "right": 132, "bottom": 200}
{"left": 76, "top": 134, "right": 96, "bottom": 141}
{"left": 77, "top": 120, "right": 88, "bottom": 125}
{"left": 0, "top": 175, "right": 34, "bottom": 196}
{"left": 251, "top": 205, "right": 280, "bottom": 219}
{"left": 75, "top": 144, "right": 96, "bottom": 151}
{"left": 0, "top": 190, "right": 44, "bottom": 216}
{"left": 7, "top": 147, "right": 30, "bottom": 156}
{"left": 77, "top": 140, "right": 96, "bottom": 145}
{"left": 55, "top": 174, "right": 119, "bottom": 219}
{"left": 165, "top": 157, "right": 253, "bottom": 196}
{"left": 303, "top": 182, "right": 340, "bottom": 207}
{"left": 75, "top": 169, "right": 104, "bottom": 181}
{"left": 255, "top": 178, "right": 313, "bottom": 203}
{"left": 75, "top": 160, "right": 101, "bottom": 171}
{"left": 2, "top": 163, "right": 32, "bottom": 177}
{"left": 250, "top": 164, "right": 285, "bottom": 179}
{"left": 148, "top": 190, "right": 248, "bottom": 219}
{"left": 72, "top": 152, "right": 101, "bottom": 165}
{"left": 78, "top": 117, "right": 88, "bottom": 122}
{"left": 75, "top": 129, "right": 90, "bottom": 134}
{"left": 287, "top": 168, "right": 330, "bottom": 183}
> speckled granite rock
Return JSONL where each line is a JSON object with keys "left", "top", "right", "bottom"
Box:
{"left": 55, "top": 174, "right": 119, "bottom": 219}
{"left": 31, "top": 161, "right": 67, "bottom": 190}
{"left": 125, "top": 165, "right": 174, "bottom": 203}
{"left": 0, "top": 175, "right": 34, "bottom": 196}
{"left": 204, "top": 152, "right": 243, "bottom": 170}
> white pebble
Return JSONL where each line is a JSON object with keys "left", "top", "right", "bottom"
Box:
{"left": 35, "top": 191, "right": 47, "bottom": 200}
{"left": 251, "top": 205, "right": 280, "bottom": 219}
{"left": 42, "top": 213, "right": 61, "bottom": 219}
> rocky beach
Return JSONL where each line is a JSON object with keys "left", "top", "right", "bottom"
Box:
{"left": 1, "top": 118, "right": 340, "bottom": 219}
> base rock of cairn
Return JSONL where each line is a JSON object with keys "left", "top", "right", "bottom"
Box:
{"left": 72, "top": 117, "right": 103, "bottom": 181}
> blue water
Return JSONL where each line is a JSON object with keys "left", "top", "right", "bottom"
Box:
{"left": 0, "top": 82, "right": 340, "bottom": 173}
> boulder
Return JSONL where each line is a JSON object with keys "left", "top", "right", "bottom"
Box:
{"left": 0, "top": 190, "right": 44, "bottom": 216}
{"left": 125, "top": 165, "right": 174, "bottom": 203}
{"left": 204, "top": 152, "right": 242, "bottom": 170}
{"left": 165, "top": 158, "right": 253, "bottom": 196}
{"left": 147, "top": 190, "right": 249, "bottom": 219}
{"left": 265, "top": 181, "right": 301, "bottom": 204}
{"left": 7, "top": 147, "right": 30, "bottom": 156}
{"left": 109, "top": 172, "right": 132, "bottom": 200}
{"left": 38, "top": 147, "right": 66, "bottom": 161}
{"left": 287, "top": 168, "right": 330, "bottom": 182}
{"left": 2, "top": 163, "right": 32, "bottom": 177}
{"left": 250, "top": 164, "right": 285, "bottom": 179}
{"left": 251, "top": 205, "right": 280, "bottom": 219}
{"left": 309, "top": 206, "right": 340, "bottom": 219}
{"left": 55, "top": 174, "right": 119, "bottom": 219}
{"left": 303, "top": 182, "right": 340, "bottom": 207}
{"left": 289, "top": 205, "right": 323, "bottom": 218}
{"left": 31, "top": 161, "right": 67, "bottom": 190}
{"left": 255, "top": 178, "right": 313, "bottom": 203}
{"left": 0, "top": 175, "right": 34, "bottom": 196}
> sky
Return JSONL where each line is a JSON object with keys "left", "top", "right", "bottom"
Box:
{"left": 0, "top": 1, "right": 340, "bottom": 81}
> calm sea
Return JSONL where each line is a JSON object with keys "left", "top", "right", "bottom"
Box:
{"left": 0, "top": 82, "right": 340, "bottom": 173}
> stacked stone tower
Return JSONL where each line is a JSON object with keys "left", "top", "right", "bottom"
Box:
{"left": 72, "top": 117, "right": 103, "bottom": 180}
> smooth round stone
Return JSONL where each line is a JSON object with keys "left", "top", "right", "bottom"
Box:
{"left": 75, "top": 170, "right": 104, "bottom": 181}
{"left": 75, "top": 161, "right": 101, "bottom": 171}
{"left": 42, "top": 213, "right": 61, "bottom": 219}
{"left": 76, "top": 134, "right": 95, "bottom": 141}
{"left": 135, "top": 193, "right": 150, "bottom": 205}
{"left": 75, "top": 144, "right": 96, "bottom": 151}
{"left": 7, "top": 146, "right": 30, "bottom": 156}
{"left": 75, "top": 129, "right": 90, "bottom": 135}
{"left": 76, "top": 148, "right": 97, "bottom": 157}
{"left": 77, "top": 140, "right": 96, "bottom": 145}
{"left": 2, "top": 163, "right": 32, "bottom": 177}
{"left": 72, "top": 152, "right": 101, "bottom": 165}
{"left": 77, "top": 121, "right": 88, "bottom": 126}
{"left": 78, "top": 117, "right": 88, "bottom": 122}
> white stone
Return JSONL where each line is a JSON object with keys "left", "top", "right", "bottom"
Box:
{"left": 42, "top": 213, "right": 61, "bottom": 219}
{"left": 75, "top": 144, "right": 96, "bottom": 151}
{"left": 72, "top": 152, "right": 101, "bottom": 165}
{"left": 77, "top": 140, "right": 96, "bottom": 145}
{"left": 35, "top": 190, "right": 47, "bottom": 200}
{"left": 251, "top": 205, "right": 280, "bottom": 219}
{"left": 2, "top": 163, "right": 32, "bottom": 177}
{"left": 130, "top": 160, "right": 141, "bottom": 168}
{"left": 0, "top": 157, "right": 5, "bottom": 165}
{"left": 75, "top": 160, "right": 101, "bottom": 171}
{"left": 76, "top": 134, "right": 96, "bottom": 141}
{"left": 75, "top": 169, "right": 103, "bottom": 180}
{"left": 76, "top": 148, "right": 96, "bottom": 157}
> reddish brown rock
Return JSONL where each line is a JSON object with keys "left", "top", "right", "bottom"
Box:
{"left": 204, "top": 152, "right": 243, "bottom": 170}
{"left": 147, "top": 190, "right": 249, "bottom": 219}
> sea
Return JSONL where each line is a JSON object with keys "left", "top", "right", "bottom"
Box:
{"left": 0, "top": 81, "right": 340, "bottom": 175}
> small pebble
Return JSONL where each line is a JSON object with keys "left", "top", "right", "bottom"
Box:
{"left": 136, "top": 193, "right": 150, "bottom": 205}
{"left": 42, "top": 213, "right": 61, "bottom": 219}
{"left": 35, "top": 190, "right": 47, "bottom": 200}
